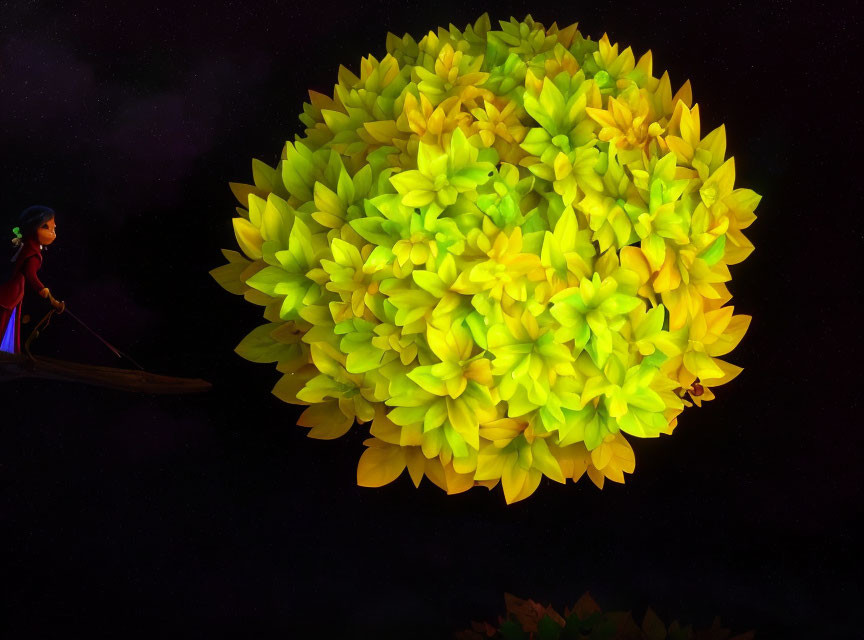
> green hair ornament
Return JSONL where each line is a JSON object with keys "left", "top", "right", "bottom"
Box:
{"left": 10, "top": 226, "right": 23, "bottom": 260}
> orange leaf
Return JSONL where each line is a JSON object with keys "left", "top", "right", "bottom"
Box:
{"left": 356, "top": 441, "right": 406, "bottom": 488}
{"left": 297, "top": 403, "right": 354, "bottom": 440}
{"left": 570, "top": 591, "right": 601, "bottom": 618}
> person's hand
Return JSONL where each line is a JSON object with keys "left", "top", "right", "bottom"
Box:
{"left": 51, "top": 298, "right": 65, "bottom": 314}
{"left": 39, "top": 287, "right": 50, "bottom": 298}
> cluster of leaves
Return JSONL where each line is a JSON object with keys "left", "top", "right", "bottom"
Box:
{"left": 211, "top": 13, "right": 759, "bottom": 503}
{"left": 455, "top": 592, "right": 754, "bottom": 640}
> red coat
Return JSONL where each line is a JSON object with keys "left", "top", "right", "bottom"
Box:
{"left": 0, "top": 236, "right": 46, "bottom": 354}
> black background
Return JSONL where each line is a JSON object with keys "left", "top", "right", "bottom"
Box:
{"left": 1, "top": 1, "right": 861, "bottom": 637}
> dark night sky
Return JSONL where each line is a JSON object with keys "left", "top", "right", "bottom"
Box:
{"left": 0, "top": 0, "right": 861, "bottom": 637}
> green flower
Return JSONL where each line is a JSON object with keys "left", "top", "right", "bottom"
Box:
{"left": 386, "top": 372, "right": 496, "bottom": 460}
{"left": 389, "top": 127, "right": 498, "bottom": 216}
{"left": 621, "top": 151, "right": 691, "bottom": 270}
{"left": 474, "top": 163, "right": 537, "bottom": 230}
{"left": 487, "top": 308, "right": 575, "bottom": 407}
{"left": 580, "top": 354, "right": 682, "bottom": 439}
{"left": 549, "top": 272, "right": 641, "bottom": 367}
{"left": 578, "top": 144, "right": 637, "bottom": 252}
{"left": 243, "top": 216, "right": 326, "bottom": 321}
{"left": 350, "top": 193, "right": 466, "bottom": 269}
{"left": 481, "top": 52, "right": 528, "bottom": 98}
{"left": 520, "top": 70, "right": 599, "bottom": 156}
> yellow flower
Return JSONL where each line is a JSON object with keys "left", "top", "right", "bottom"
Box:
{"left": 528, "top": 42, "right": 582, "bottom": 82}
{"left": 661, "top": 304, "right": 751, "bottom": 392}
{"left": 535, "top": 205, "right": 596, "bottom": 302}
{"left": 318, "top": 238, "right": 390, "bottom": 318}
{"left": 587, "top": 432, "right": 636, "bottom": 487}
{"left": 586, "top": 86, "right": 668, "bottom": 156}
{"left": 397, "top": 91, "right": 472, "bottom": 150}
{"left": 413, "top": 43, "right": 490, "bottom": 106}
{"left": 407, "top": 324, "right": 492, "bottom": 399}
{"left": 453, "top": 227, "right": 544, "bottom": 301}
{"left": 476, "top": 419, "right": 565, "bottom": 504}
{"left": 469, "top": 98, "right": 530, "bottom": 164}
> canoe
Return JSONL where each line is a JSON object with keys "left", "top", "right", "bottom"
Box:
{"left": 0, "top": 351, "right": 211, "bottom": 394}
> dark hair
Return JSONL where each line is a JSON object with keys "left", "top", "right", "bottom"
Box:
{"left": 16, "top": 205, "right": 55, "bottom": 238}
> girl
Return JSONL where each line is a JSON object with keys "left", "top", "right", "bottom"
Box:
{"left": 0, "top": 205, "right": 65, "bottom": 355}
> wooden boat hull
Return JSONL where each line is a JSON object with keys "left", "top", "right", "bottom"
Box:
{"left": 0, "top": 352, "right": 211, "bottom": 394}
